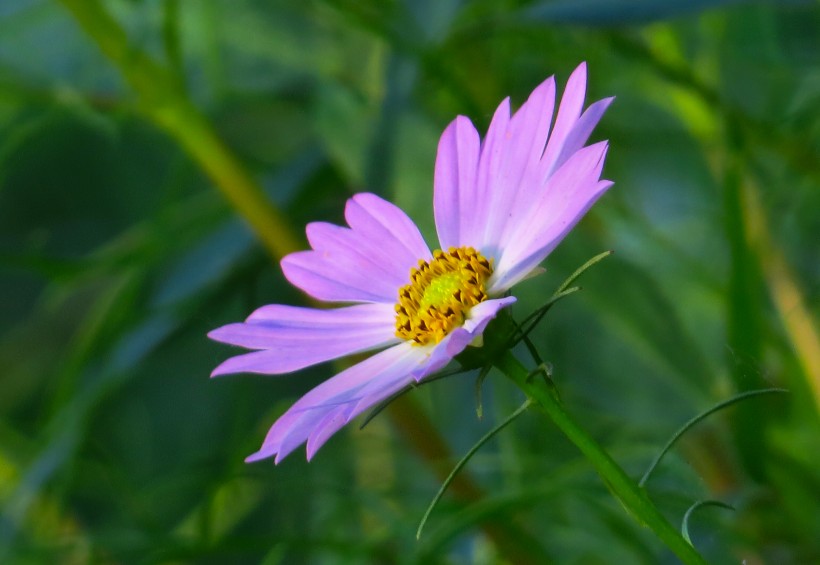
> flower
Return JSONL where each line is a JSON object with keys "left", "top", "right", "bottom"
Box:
{"left": 209, "top": 62, "right": 613, "bottom": 463}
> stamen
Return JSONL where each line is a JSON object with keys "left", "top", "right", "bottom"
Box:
{"left": 395, "top": 246, "right": 493, "bottom": 345}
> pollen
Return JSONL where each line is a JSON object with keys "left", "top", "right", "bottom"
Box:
{"left": 395, "top": 246, "right": 493, "bottom": 346}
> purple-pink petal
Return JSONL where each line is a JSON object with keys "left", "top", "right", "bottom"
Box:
{"left": 492, "top": 141, "right": 611, "bottom": 292}
{"left": 431, "top": 62, "right": 610, "bottom": 281}
{"left": 208, "top": 303, "right": 399, "bottom": 376}
{"left": 469, "top": 97, "right": 511, "bottom": 249}
{"left": 281, "top": 249, "right": 394, "bottom": 304}
{"left": 306, "top": 405, "right": 355, "bottom": 461}
{"left": 434, "top": 116, "right": 481, "bottom": 250}
{"left": 281, "top": 193, "right": 431, "bottom": 304}
{"left": 245, "top": 342, "right": 429, "bottom": 463}
{"left": 498, "top": 64, "right": 598, "bottom": 251}
{"left": 305, "top": 222, "right": 410, "bottom": 288}
{"left": 345, "top": 193, "right": 432, "bottom": 268}
{"left": 555, "top": 96, "right": 614, "bottom": 170}
{"left": 478, "top": 77, "right": 556, "bottom": 255}
{"left": 537, "top": 62, "right": 589, "bottom": 181}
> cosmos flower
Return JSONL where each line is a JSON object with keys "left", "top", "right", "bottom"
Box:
{"left": 209, "top": 62, "right": 613, "bottom": 463}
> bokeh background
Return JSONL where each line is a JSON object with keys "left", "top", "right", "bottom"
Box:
{"left": 1, "top": 0, "right": 818, "bottom": 563}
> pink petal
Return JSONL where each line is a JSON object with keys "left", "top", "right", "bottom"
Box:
{"left": 208, "top": 303, "right": 398, "bottom": 376}
{"left": 555, "top": 96, "right": 614, "bottom": 168}
{"left": 478, "top": 77, "right": 556, "bottom": 255}
{"left": 244, "top": 296, "right": 516, "bottom": 463}
{"left": 281, "top": 193, "right": 430, "bottom": 304}
{"left": 306, "top": 222, "right": 410, "bottom": 288}
{"left": 305, "top": 296, "right": 515, "bottom": 458}
{"left": 345, "top": 193, "right": 431, "bottom": 268}
{"left": 498, "top": 64, "right": 592, "bottom": 251}
{"left": 491, "top": 141, "right": 611, "bottom": 292}
{"left": 305, "top": 405, "right": 355, "bottom": 461}
{"left": 281, "top": 250, "right": 396, "bottom": 303}
{"left": 470, "top": 98, "right": 511, "bottom": 248}
{"left": 434, "top": 116, "right": 481, "bottom": 250}
{"left": 538, "top": 62, "right": 588, "bottom": 180}
{"left": 245, "top": 342, "right": 429, "bottom": 463}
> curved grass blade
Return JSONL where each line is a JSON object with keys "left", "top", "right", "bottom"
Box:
{"left": 417, "top": 399, "right": 533, "bottom": 539}
{"left": 639, "top": 388, "right": 789, "bottom": 487}
{"left": 510, "top": 250, "right": 613, "bottom": 345}
{"left": 555, "top": 250, "right": 613, "bottom": 295}
{"left": 681, "top": 500, "right": 735, "bottom": 545}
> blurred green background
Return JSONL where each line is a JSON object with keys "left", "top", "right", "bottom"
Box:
{"left": 1, "top": 0, "right": 818, "bottom": 563}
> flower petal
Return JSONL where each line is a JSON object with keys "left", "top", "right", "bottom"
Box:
{"left": 345, "top": 193, "right": 431, "bottom": 269}
{"left": 491, "top": 141, "right": 612, "bottom": 292}
{"left": 245, "top": 342, "right": 429, "bottom": 463}
{"left": 555, "top": 96, "right": 614, "bottom": 169}
{"left": 281, "top": 250, "right": 394, "bottom": 303}
{"left": 538, "top": 62, "right": 589, "bottom": 180}
{"left": 208, "top": 303, "right": 399, "bottom": 376}
{"left": 306, "top": 222, "right": 409, "bottom": 287}
{"left": 478, "top": 77, "right": 556, "bottom": 256}
{"left": 305, "top": 404, "right": 355, "bottom": 461}
{"left": 434, "top": 116, "right": 481, "bottom": 249}
{"left": 470, "top": 98, "right": 511, "bottom": 248}
{"left": 281, "top": 193, "right": 430, "bottom": 304}
{"left": 304, "top": 296, "right": 515, "bottom": 458}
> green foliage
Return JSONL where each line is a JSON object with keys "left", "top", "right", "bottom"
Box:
{"left": 1, "top": 0, "right": 818, "bottom": 563}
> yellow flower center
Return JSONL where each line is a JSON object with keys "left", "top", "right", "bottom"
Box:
{"left": 395, "top": 247, "right": 493, "bottom": 345}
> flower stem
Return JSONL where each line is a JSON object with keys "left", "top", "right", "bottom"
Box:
{"left": 494, "top": 350, "right": 707, "bottom": 565}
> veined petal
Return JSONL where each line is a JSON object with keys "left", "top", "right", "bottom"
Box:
{"left": 281, "top": 193, "right": 430, "bottom": 304}
{"left": 344, "top": 193, "right": 432, "bottom": 271}
{"left": 491, "top": 141, "right": 611, "bottom": 292}
{"left": 208, "top": 303, "right": 399, "bottom": 376}
{"left": 470, "top": 98, "right": 511, "bottom": 248}
{"left": 498, "top": 64, "right": 600, "bottom": 253}
{"left": 306, "top": 222, "right": 409, "bottom": 288}
{"left": 538, "top": 62, "right": 588, "bottom": 181}
{"left": 305, "top": 405, "right": 356, "bottom": 461}
{"left": 246, "top": 342, "right": 429, "bottom": 463}
{"left": 479, "top": 78, "right": 556, "bottom": 255}
{"left": 555, "top": 96, "right": 614, "bottom": 169}
{"left": 281, "top": 250, "right": 396, "bottom": 303}
{"left": 434, "top": 116, "right": 480, "bottom": 249}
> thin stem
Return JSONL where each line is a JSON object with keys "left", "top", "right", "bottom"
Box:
{"left": 494, "top": 350, "right": 707, "bottom": 565}
{"left": 681, "top": 500, "right": 734, "bottom": 545}
{"left": 639, "top": 387, "right": 789, "bottom": 487}
{"left": 416, "top": 400, "right": 532, "bottom": 539}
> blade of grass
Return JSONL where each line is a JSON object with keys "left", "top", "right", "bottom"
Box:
{"left": 639, "top": 388, "right": 789, "bottom": 487}
{"left": 416, "top": 399, "right": 532, "bottom": 539}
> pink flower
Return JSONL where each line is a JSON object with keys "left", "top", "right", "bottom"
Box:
{"left": 209, "top": 63, "right": 613, "bottom": 463}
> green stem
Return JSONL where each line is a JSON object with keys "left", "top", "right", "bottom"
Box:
{"left": 494, "top": 350, "right": 707, "bottom": 565}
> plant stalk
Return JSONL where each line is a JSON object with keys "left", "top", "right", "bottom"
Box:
{"left": 494, "top": 350, "right": 707, "bottom": 565}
